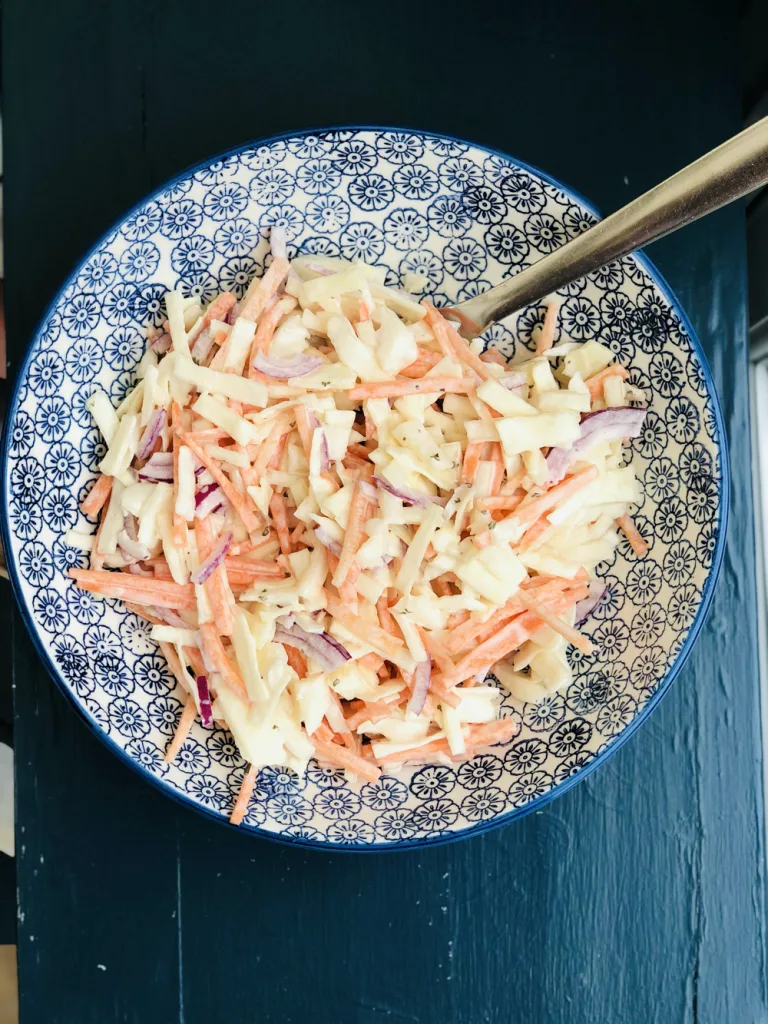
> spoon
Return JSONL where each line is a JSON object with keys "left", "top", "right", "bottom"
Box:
{"left": 450, "top": 116, "right": 768, "bottom": 338}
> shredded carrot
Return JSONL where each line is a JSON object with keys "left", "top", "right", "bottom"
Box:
{"left": 585, "top": 363, "right": 629, "bottom": 399}
{"left": 489, "top": 443, "right": 505, "bottom": 495}
{"left": 446, "top": 609, "right": 471, "bottom": 630}
{"left": 345, "top": 699, "right": 397, "bottom": 732}
{"left": 376, "top": 735, "right": 451, "bottom": 765}
{"left": 229, "top": 534, "right": 275, "bottom": 558}
{"left": 179, "top": 431, "right": 261, "bottom": 533}
{"left": 158, "top": 640, "right": 194, "bottom": 696}
{"left": 376, "top": 594, "right": 400, "bottom": 638}
{"left": 422, "top": 671, "right": 461, "bottom": 708}
{"left": 164, "top": 695, "right": 197, "bottom": 764}
{"left": 363, "top": 408, "right": 376, "bottom": 440}
{"left": 312, "top": 737, "right": 380, "bottom": 784}
{"left": 269, "top": 493, "right": 293, "bottom": 557}
{"left": 517, "top": 589, "right": 594, "bottom": 655}
{"left": 69, "top": 568, "right": 196, "bottom": 609}
{"left": 290, "top": 523, "right": 306, "bottom": 550}
{"left": 203, "top": 291, "right": 236, "bottom": 326}
{"left": 476, "top": 493, "right": 525, "bottom": 512}
{"left": 239, "top": 257, "right": 290, "bottom": 322}
{"left": 400, "top": 349, "right": 442, "bottom": 378}
{"left": 536, "top": 302, "right": 559, "bottom": 354}
{"left": 518, "top": 514, "right": 552, "bottom": 553}
{"left": 469, "top": 395, "right": 494, "bottom": 424}
{"left": 422, "top": 301, "right": 494, "bottom": 381}
{"left": 347, "top": 377, "right": 477, "bottom": 401}
{"left": 153, "top": 560, "right": 172, "bottom": 580}
{"left": 184, "top": 428, "right": 231, "bottom": 444}
{"left": 616, "top": 513, "right": 649, "bottom": 557}
{"left": 283, "top": 643, "right": 308, "bottom": 678}
{"left": 462, "top": 442, "right": 483, "bottom": 484}
{"left": 445, "top": 603, "right": 521, "bottom": 654}
{"left": 327, "top": 690, "right": 359, "bottom": 752}
{"left": 81, "top": 474, "right": 113, "bottom": 517}
{"left": 515, "top": 465, "right": 599, "bottom": 526}
{"left": 449, "top": 580, "right": 590, "bottom": 656}
{"left": 324, "top": 592, "right": 404, "bottom": 659}
{"left": 332, "top": 480, "right": 368, "bottom": 587}
{"left": 195, "top": 518, "right": 234, "bottom": 636}
{"left": 466, "top": 718, "right": 520, "bottom": 747}
{"left": 442, "top": 590, "right": 586, "bottom": 687}
{"left": 376, "top": 716, "right": 520, "bottom": 765}
{"left": 248, "top": 412, "right": 294, "bottom": 484}
{"left": 417, "top": 627, "right": 454, "bottom": 676}
{"left": 479, "top": 348, "right": 506, "bottom": 367}
{"left": 294, "top": 405, "right": 314, "bottom": 461}
{"left": 358, "top": 653, "right": 385, "bottom": 675}
{"left": 248, "top": 295, "right": 298, "bottom": 372}
{"left": 183, "top": 646, "right": 207, "bottom": 678}
{"left": 230, "top": 764, "right": 258, "bottom": 826}
{"left": 123, "top": 602, "right": 165, "bottom": 625}
{"left": 268, "top": 429, "right": 290, "bottom": 471}
{"left": 198, "top": 623, "right": 248, "bottom": 700}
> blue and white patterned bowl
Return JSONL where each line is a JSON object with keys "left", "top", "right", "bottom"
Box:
{"left": 0, "top": 128, "right": 727, "bottom": 849}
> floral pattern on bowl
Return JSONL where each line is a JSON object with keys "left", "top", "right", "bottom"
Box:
{"left": 1, "top": 128, "right": 727, "bottom": 849}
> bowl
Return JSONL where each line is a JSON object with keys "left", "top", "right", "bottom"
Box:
{"left": 1, "top": 127, "right": 727, "bottom": 849}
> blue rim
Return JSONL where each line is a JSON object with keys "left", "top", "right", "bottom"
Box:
{"left": 0, "top": 125, "right": 730, "bottom": 853}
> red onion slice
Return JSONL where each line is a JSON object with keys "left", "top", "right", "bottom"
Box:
{"left": 252, "top": 352, "right": 323, "bottom": 378}
{"left": 195, "top": 633, "right": 217, "bottom": 676}
{"left": 128, "top": 562, "right": 153, "bottom": 577}
{"left": 158, "top": 608, "right": 191, "bottom": 629}
{"left": 500, "top": 371, "right": 527, "bottom": 391}
{"left": 546, "top": 407, "right": 647, "bottom": 485}
{"left": 191, "top": 327, "right": 215, "bottom": 364}
{"left": 575, "top": 581, "right": 606, "bottom": 625}
{"left": 151, "top": 332, "right": 171, "bottom": 354}
{"left": 321, "top": 632, "right": 353, "bottom": 663}
{"left": 195, "top": 484, "right": 227, "bottom": 519}
{"left": 320, "top": 432, "right": 330, "bottom": 472}
{"left": 374, "top": 476, "right": 447, "bottom": 507}
{"left": 137, "top": 408, "right": 167, "bottom": 461}
{"left": 117, "top": 530, "right": 151, "bottom": 562}
{"left": 191, "top": 532, "right": 233, "bottom": 585}
{"left": 196, "top": 675, "right": 213, "bottom": 727}
{"left": 273, "top": 619, "right": 351, "bottom": 671}
{"left": 407, "top": 658, "right": 432, "bottom": 716}
{"left": 302, "top": 262, "right": 335, "bottom": 276}
{"left": 123, "top": 513, "right": 138, "bottom": 542}
{"left": 138, "top": 451, "right": 174, "bottom": 482}
{"left": 313, "top": 526, "right": 342, "bottom": 557}
{"left": 358, "top": 480, "right": 378, "bottom": 502}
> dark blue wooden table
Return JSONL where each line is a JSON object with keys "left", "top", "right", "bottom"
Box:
{"left": 5, "top": 2, "right": 767, "bottom": 1021}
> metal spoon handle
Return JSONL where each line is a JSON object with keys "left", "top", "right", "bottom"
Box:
{"left": 453, "top": 117, "right": 768, "bottom": 334}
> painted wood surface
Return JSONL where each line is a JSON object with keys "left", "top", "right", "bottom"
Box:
{"left": 5, "top": 1, "right": 766, "bottom": 1020}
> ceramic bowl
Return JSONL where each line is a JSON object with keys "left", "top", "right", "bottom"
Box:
{"left": 0, "top": 127, "right": 727, "bottom": 849}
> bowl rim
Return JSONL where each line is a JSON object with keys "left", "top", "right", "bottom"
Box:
{"left": 0, "top": 124, "right": 730, "bottom": 852}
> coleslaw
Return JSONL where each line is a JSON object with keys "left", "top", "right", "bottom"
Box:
{"left": 67, "top": 227, "right": 648, "bottom": 824}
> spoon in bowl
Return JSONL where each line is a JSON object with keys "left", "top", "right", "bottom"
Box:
{"left": 449, "top": 116, "right": 768, "bottom": 338}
